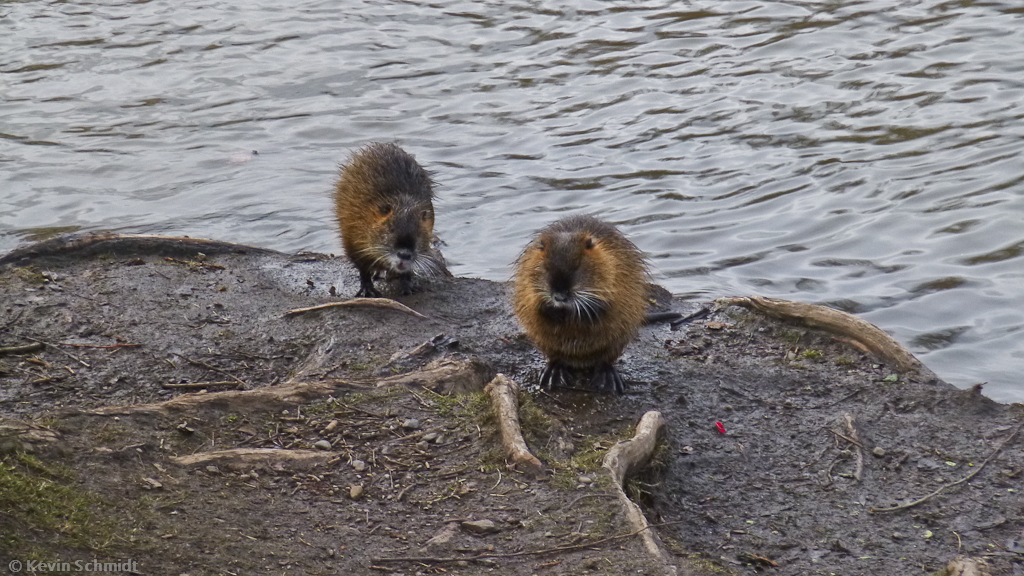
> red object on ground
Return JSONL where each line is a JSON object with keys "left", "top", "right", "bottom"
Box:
{"left": 715, "top": 421, "right": 726, "bottom": 434}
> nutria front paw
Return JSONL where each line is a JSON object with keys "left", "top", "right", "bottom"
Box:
{"left": 591, "top": 364, "right": 625, "bottom": 395}
{"left": 540, "top": 361, "right": 571, "bottom": 391}
{"left": 356, "top": 279, "right": 382, "bottom": 298}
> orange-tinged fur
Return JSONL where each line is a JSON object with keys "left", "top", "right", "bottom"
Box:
{"left": 334, "top": 143, "right": 443, "bottom": 297}
{"left": 512, "top": 215, "right": 648, "bottom": 392}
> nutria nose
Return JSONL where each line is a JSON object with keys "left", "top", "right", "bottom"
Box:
{"left": 552, "top": 290, "right": 571, "bottom": 304}
{"left": 396, "top": 248, "right": 415, "bottom": 262}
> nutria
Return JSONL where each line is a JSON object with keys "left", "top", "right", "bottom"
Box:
{"left": 334, "top": 143, "right": 448, "bottom": 297}
{"left": 512, "top": 215, "right": 649, "bottom": 394}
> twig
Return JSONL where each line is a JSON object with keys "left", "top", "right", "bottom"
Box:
{"left": 173, "top": 354, "right": 247, "bottom": 389}
{"left": 162, "top": 381, "right": 242, "bottom": 390}
{"left": 828, "top": 430, "right": 862, "bottom": 448}
{"left": 58, "top": 342, "right": 142, "bottom": 349}
{"left": 872, "top": 419, "right": 1024, "bottom": 513}
{"left": 24, "top": 336, "right": 90, "bottom": 367}
{"left": 373, "top": 521, "right": 687, "bottom": 564}
{"left": 844, "top": 414, "right": 864, "bottom": 482}
{"left": 0, "top": 342, "right": 45, "bottom": 356}
{"left": 164, "top": 256, "right": 225, "bottom": 270}
{"left": 1, "top": 309, "right": 25, "bottom": 330}
{"left": 285, "top": 299, "right": 427, "bottom": 319}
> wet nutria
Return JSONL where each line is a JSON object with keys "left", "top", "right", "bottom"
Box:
{"left": 512, "top": 215, "right": 649, "bottom": 394}
{"left": 334, "top": 142, "right": 448, "bottom": 297}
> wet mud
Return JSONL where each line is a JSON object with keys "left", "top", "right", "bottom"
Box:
{"left": 1, "top": 235, "right": 1021, "bottom": 575}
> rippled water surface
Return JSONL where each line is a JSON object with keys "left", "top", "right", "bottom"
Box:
{"left": 2, "top": 0, "right": 1023, "bottom": 402}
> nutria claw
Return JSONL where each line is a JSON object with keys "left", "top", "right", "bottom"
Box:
{"left": 592, "top": 364, "right": 626, "bottom": 395}
{"left": 356, "top": 271, "right": 383, "bottom": 298}
{"left": 540, "top": 361, "right": 571, "bottom": 391}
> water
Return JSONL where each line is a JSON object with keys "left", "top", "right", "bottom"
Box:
{"left": 2, "top": 0, "right": 1022, "bottom": 402}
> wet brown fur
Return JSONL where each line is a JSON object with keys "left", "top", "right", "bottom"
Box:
{"left": 334, "top": 143, "right": 444, "bottom": 296}
{"left": 513, "top": 216, "right": 648, "bottom": 388}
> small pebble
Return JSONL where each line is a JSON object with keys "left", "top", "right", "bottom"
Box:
{"left": 402, "top": 418, "right": 421, "bottom": 430}
{"left": 461, "top": 519, "right": 499, "bottom": 534}
{"left": 352, "top": 459, "right": 367, "bottom": 472}
{"left": 434, "top": 434, "right": 445, "bottom": 444}
{"left": 314, "top": 440, "right": 332, "bottom": 450}
{"left": 578, "top": 475, "right": 593, "bottom": 484}
{"left": 872, "top": 447, "right": 886, "bottom": 457}
{"left": 350, "top": 484, "right": 364, "bottom": 500}
{"left": 422, "top": 432, "right": 439, "bottom": 442}
{"left": 324, "top": 420, "right": 339, "bottom": 432}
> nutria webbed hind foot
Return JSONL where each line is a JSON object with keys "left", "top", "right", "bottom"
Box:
{"left": 539, "top": 361, "right": 626, "bottom": 395}
{"left": 592, "top": 363, "right": 626, "bottom": 395}
{"left": 513, "top": 215, "right": 648, "bottom": 396}
{"left": 334, "top": 142, "right": 449, "bottom": 298}
{"left": 539, "top": 360, "right": 571, "bottom": 391}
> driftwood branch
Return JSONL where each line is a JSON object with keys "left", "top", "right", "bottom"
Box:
{"left": 484, "top": 374, "right": 545, "bottom": 476}
{"left": 170, "top": 448, "right": 335, "bottom": 470}
{"left": 285, "top": 299, "right": 427, "bottom": 319}
{"left": 718, "top": 295, "right": 921, "bottom": 372}
{"left": 929, "top": 556, "right": 992, "bottom": 576}
{"left": 603, "top": 411, "right": 677, "bottom": 576}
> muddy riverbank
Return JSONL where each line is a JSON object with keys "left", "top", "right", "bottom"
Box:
{"left": 1, "top": 235, "right": 1021, "bottom": 575}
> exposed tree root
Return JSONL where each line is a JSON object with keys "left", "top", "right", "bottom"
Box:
{"left": 84, "top": 359, "right": 489, "bottom": 417}
{"left": 484, "top": 374, "right": 545, "bottom": 476}
{"left": 602, "top": 411, "right": 679, "bottom": 576}
{"left": 87, "top": 381, "right": 365, "bottom": 416}
{"left": 170, "top": 448, "right": 335, "bottom": 470}
{"left": 718, "top": 295, "right": 922, "bottom": 372}
{"left": 378, "top": 358, "right": 494, "bottom": 395}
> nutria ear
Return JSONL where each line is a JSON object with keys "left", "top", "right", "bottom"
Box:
{"left": 584, "top": 237, "right": 594, "bottom": 250}
{"left": 379, "top": 204, "right": 393, "bottom": 216}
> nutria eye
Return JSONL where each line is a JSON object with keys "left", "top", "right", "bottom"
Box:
{"left": 584, "top": 238, "right": 594, "bottom": 250}
{"left": 379, "top": 204, "right": 392, "bottom": 217}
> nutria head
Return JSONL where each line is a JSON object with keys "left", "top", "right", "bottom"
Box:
{"left": 516, "top": 215, "right": 640, "bottom": 325}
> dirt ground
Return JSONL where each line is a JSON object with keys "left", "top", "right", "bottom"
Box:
{"left": 1, "top": 234, "right": 1022, "bottom": 576}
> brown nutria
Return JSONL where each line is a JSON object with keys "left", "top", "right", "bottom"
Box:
{"left": 512, "top": 215, "right": 649, "bottom": 394}
{"left": 334, "top": 142, "right": 448, "bottom": 297}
